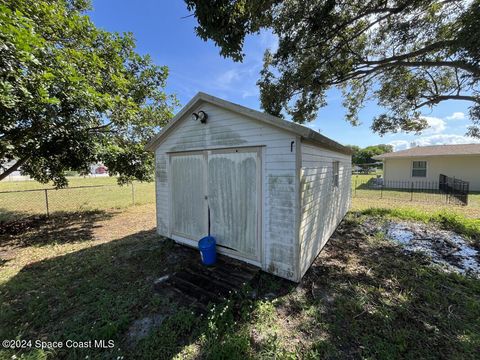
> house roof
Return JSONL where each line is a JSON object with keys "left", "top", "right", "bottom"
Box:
{"left": 375, "top": 144, "right": 480, "bottom": 159}
{"left": 145, "top": 92, "right": 352, "bottom": 155}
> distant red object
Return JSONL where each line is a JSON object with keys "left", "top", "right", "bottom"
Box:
{"left": 95, "top": 166, "right": 107, "bottom": 174}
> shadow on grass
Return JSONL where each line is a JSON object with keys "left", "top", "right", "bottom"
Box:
{"left": 0, "top": 210, "right": 114, "bottom": 248}
{"left": 0, "top": 224, "right": 294, "bottom": 360}
{"left": 1, "top": 216, "right": 479, "bottom": 359}
{"left": 0, "top": 208, "right": 44, "bottom": 224}
{"left": 295, "top": 220, "right": 480, "bottom": 359}
{"left": 0, "top": 229, "right": 172, "bottom": 359}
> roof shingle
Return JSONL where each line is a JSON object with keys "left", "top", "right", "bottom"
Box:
{"left": 376, "top": 143, "right": 480, "bottom": 159}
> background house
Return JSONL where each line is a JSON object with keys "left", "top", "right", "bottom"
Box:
{"left": 147, "top": 92, "right": 352, "bottom": 282}
{"left": 375, "top": 144, "right": 480, "bottom": 191}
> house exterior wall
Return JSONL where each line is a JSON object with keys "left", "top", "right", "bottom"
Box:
{"left": 384, "top": 156, "right": 480, "bottom": 191}
{"left": 298, "top": 142, "right": 352, "bottom": 278}
{"left": 154, "top": 101, "right": 300, "bottom": 280}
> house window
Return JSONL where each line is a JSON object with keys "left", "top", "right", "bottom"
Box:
{"left": 333, "top": 161, "right": 340, "bottom": 187}
{"left": 412, "top": 161, "right": 427, "bottom": 177}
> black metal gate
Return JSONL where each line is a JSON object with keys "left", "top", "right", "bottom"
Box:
{"left": 439, "top": 174, "right": 469, "bottom": 205}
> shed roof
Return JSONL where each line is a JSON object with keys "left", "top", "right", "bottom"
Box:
{"left": 375, "top": 143, "right": 480, "bottom": 159}
{"left": 145, "top": 92, "right": 352, "bottom": 155}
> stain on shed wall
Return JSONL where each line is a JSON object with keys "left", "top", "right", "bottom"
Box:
{"left": 154, "top": 102, "right": 298, "bottom": 280}
{"left": 155, "top": 153, "right": 169, "bottom": 236}
{"left": 299, "top": 144, "right": 352, "bottom": 277}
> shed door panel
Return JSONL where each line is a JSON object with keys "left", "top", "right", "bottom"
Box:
{"left": 171, "top": 153, "right": 206, "bottom": 239}
{"left": 208, "top": 150, "right": 259, "bottom": 258}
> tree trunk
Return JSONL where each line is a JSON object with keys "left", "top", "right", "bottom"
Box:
{"left": 0, "top": 157, "right": 29, "bottom": 181}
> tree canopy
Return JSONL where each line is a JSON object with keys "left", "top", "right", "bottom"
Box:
{"left": 0, "top": 0, "right": 176, "bottom": 187}
{"left": 185, "top": 0, "right": 480, "bottom": 137}
{"left": 347, "top": 144, "right": 393, "bottom": 164}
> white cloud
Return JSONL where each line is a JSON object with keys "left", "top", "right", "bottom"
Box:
{"left": 446, "top": 112, "right": 466, "bottom": 121}
{"left": 215, "top": 69, "right": 242, "bottom": 89}
{"left": 422, "top": 116, "right": 446, "bottom": 134}
{"left": 388, "top": 140, "right": 411, "bottom": 151}
{"left": 388, "top": 134, "right": 480, "bottom": 151}
{"left": 241, "top": 88, "right": 259, "bottom": 99}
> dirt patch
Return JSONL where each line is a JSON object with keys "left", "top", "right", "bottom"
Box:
{"left": 126, "top": 314, "right": 167, "bottom": 347}
{"left": 363, "top": 219, "right": 480, "bottom": 277}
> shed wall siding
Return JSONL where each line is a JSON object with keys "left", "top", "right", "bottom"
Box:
{"left": 383, "top": 156, "right": 480, "bottom": 191}
{"left": 299, "top": 143, "right": 352, "bottom": 278}
{"left": 154, "top": 102, "right": 299, "bottom": 280}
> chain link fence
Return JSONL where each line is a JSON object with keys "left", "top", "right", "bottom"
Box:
{"left": 0, "top": 182, "right": 155, "bottom": 223}
{"left": 2, "top": 173, "right": 473, "bottom": 226}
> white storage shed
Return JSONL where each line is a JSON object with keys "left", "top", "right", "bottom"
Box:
{"left": 146, "top": 93, "right": 352, "bottom": 282}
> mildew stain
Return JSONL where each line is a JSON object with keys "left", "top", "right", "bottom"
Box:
{"left": 157, "top": 216, "right": 168, "bottom": 234}
{"left": 208, "top": 124, "right": 247, "bottom": 146}
{"left": 156, "top": 156, "right": 167, "bottom": 184}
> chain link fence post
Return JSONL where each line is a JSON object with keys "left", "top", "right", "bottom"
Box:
{"left": 131, "top": 182, "right": 135, "bottom": 206}
{"left": 354, "top": 176, "right": 357, "bottom": 197}
{"left": 44, "top": 189, "right": 50, "bottom": 217}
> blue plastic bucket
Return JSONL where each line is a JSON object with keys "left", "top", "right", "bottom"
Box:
{"left": 198, "top": 236, "right": 217, "bottom": 266}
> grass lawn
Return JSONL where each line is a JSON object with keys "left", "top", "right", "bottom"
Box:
{"left": 1, "top": 204, "right": 479, "bottom": 359}
{"left": 0, "top": 177, "right": 155, "bottom": 222}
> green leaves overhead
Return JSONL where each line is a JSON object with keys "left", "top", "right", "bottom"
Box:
{"left": 186, "top": 0, "right": 480, "bottom": 136}
{"left": 0, "top": 0, "right": 177, "bottom": 187}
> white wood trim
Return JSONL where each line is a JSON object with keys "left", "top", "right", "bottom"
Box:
{"left": 294, "top": 136, "right": 302, "bottom": 281}
{"left": 411, "top": 160, "right": 428, "bottom": 178}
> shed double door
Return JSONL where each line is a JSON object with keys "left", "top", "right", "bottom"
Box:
{"left": 170, "top": 147, "right": 261, "bottom": 260}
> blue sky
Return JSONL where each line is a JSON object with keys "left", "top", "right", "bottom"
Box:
{"left": 89, "top": 0, "right": 479, "bottom": 150}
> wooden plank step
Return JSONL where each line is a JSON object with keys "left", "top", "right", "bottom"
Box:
{"left": 168, "top": 287, "right": 208, "bottom": 312}
{"left": 167, "top": 276, "right": 225, "bottom": 305}
{"left": 188, "top": 266, "right": 248, "bottom": 288}
{"left": 201, "top": 263, "right": 257, "bottom": 283}
{"left": 175, "top": 271, "right": 233, "bottom": 298}
{"left": 182, "top": 268, "right": 239, "bottom": 293}
{"left": 154, "top": 248, "right": 261, "bottom": 310}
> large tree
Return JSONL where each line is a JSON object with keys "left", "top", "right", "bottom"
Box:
{"left": 350, "top": 144, "right": 393, "bottom": 164}
{"left": 0, "top": 0, "right": 176, "bottom": 187}
{"left": 185, "top": 0, "right": 480, "bottom": 136}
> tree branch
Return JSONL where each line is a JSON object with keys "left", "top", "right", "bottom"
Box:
{"left": 332, "top": 58, "right": 479, "bottom": 85}
{"left": 87, "top": 122, "right": 113, "bottom": 131}
{"left": 317, "top": 4, "right": 409, "bottom": 46}
{"left": 363, "top": 40, "right": 457, "bottom": 65}
{"left": 414, "top": 95, "right": 478, "bottom": 109}
{"left": 424, "top": 69, "right": 439, "bottom": 96}
{"left": 362, "top": 59, "right": 480, "bottom": 76}
{"left": 0, "top": 157, "right": 29, "bottom": 181}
